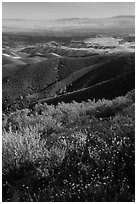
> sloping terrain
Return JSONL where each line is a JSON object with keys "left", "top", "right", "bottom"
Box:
{"left": 2, "top": 53, "right": 112, "bottom": 103}
{"left": 2, "top": 52, "right": 135, "bottom": 113}
{"left": 36, "top": 60, "right": 111, "bottom": 100}
{"left": 2, "top": 64, "right": 25, "bottom": 80}
{"left": 2, "top": 15, "right": 135, "bottom": 202}
{"left": 2, "top": 16, "right": 135, "bottom": 202}
{"left": 66, "top": 52, "right": 134, "bottom": 92}
{"left": 38, "top": 71, "right": 134, "bottom": 106}
{"left": 34, "top": 52, "right": 134, "bottom": 100}
{"left": 3, "top": 58, "right": 60, "bottom": 101}
{"left": 2, "top": 90, "right": 135, "bottom": 201}
{"left": 2, "top": 54, "right": 25, "bottom": 66}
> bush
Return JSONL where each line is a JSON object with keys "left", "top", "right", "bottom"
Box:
{"left": 2, "top": 90, "right": 135, "bottom": 201}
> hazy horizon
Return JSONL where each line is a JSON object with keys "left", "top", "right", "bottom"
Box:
{"left": 2, "top": 15, "right": 135, "bottom": 21}
{"left": 3, "top": 2, "right": 135, "bottom": 20}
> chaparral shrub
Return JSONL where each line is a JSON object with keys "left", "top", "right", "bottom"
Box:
{"left": 2, "top": 90, "right": 135, "bottom": 201}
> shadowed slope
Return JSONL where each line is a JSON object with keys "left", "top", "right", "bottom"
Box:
{"left": 2, "top": 52, "right": 135, "bottom": 112}
{"left": 36, "top": 71, "right": 135, "bottom": 106}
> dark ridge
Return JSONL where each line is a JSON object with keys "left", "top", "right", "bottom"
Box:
{"left": 2, "top": 52, "right": 135, "bottom": 113}
{"left": 66, "top": 53, "right": 135, "bottom": 92}
{"left": 35, "top": 71, "right": 135, "bottom": 107}
{"left": 2, "top": 53, "right": 113, "bottom": 101}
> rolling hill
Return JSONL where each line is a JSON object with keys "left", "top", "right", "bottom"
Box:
{"left": 2, "top": 52, "right": 135, "bottom": 112}
{"left": 37, "top": 71, "right": 134, "bottom": 106}
{"left": 2, "top": 15, "right": 135, "bottom": 202}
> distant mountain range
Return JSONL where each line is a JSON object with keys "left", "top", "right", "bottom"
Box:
{"left": 3, "top": 15, "right": 135, "bottom": 34}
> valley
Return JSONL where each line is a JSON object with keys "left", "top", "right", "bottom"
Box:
{"left": 2, "top": 28, "right": 135, "bottom": 113}
{"left": 2, "top": 14, "right": 135, "bottom": 202}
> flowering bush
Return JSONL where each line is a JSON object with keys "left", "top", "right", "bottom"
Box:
{"left": 2, "top": 90, "right": 135, "bottom": 201}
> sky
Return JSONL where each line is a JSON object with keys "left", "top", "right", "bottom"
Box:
{"left": 2, "top": 2, "right": 135, "bottom": 20}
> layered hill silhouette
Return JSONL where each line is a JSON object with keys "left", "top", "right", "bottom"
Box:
{"left": 2, "top": 52, "right": 135, "bottom": 112}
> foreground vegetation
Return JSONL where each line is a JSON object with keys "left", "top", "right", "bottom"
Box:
{"left": 2, "top": 90, "right": 135, "bottom": 201}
